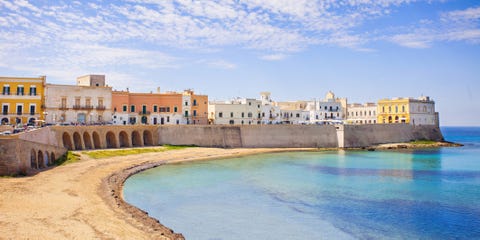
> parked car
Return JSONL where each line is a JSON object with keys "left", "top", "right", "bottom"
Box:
{"left": 0, "top": 130, "right": 12, "bottom": 136}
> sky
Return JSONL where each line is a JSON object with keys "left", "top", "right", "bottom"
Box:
{"left": 0, "top": 0, "right": 479, "bottom": 126}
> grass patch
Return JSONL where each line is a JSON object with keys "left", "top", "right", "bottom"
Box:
{"left": 410, "top": 140, "right": 437, "bottom": 145}
{"left": 83, "top": 145, "right": 190, "bottom": 159}
{"left": 55, "top": 151, "right": 81, "bottom": 165}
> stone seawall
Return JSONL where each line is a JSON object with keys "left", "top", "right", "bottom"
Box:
{"left": 0, "top": 136, "right": 66, "bottom": 176}
{"left": 157, "top": 125, "right": 339, "bottom": 148}
{"left": 343, "top": 124, "right": 444, "bottom": 148}
{"left": 0, "top": 124, "right": 444, "bottom": 176}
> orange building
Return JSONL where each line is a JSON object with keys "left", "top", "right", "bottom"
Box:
{"left": 111, "top": 89, "right": 208, "bottom": 125}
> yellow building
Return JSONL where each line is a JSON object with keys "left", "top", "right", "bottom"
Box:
{"left": 0, "top": 76, "right": 46, "bottom": 125}
{"left": 377, "top": 96, "right": 438, "bottom": 125}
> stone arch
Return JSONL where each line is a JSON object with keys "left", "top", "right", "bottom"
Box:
{"left": 73, "top": 132, "right": 83, "bottom": 150}
{"left": 92, "top": 131, "right": 101, "bottom": 149}
{"left": 38, "top": 150, "right": 45, "bottom": 169}
{"left": 143, "top": 130, "right": 153, "bottom": 146}
{"left": 44, "top": 151, "right": 50, "bottom": 166}
{"left": 62, "top": 132, "right": 73, "bottom": 150}
{"left": 31, "top": 149, "right": 37, "bottom": 169}
{"left": 132, "top": 130, "right": 142, "bottom": 147}
{"left": 50, "top": 152, "right": 56, "bottom": 165}
{"left": 106, "top": 131, "right": 117, "bottom": 148}
{"left": 119, "top": 131, "right": 130, "bottom": 148}
{"left": 49, "top": 152, "right": 57, "bottom": 165}
{"left": 83, "top": 132, "right": 92, "bottom": 150}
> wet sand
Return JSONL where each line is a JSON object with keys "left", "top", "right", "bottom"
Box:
{"left": 0, "top": 147, "right": 313, "bottom": 240}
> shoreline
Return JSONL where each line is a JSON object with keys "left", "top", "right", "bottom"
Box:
{"left": 0, "top": 142, "right": 460, "bottom": 239}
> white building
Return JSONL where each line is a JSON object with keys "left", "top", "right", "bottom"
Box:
{"left": 44, "top": 75, "right": 112, "bottom": 124}
{"left": 208, "top": 98, "right": 262, "bottom": 125}
{"left": 346, "top": 103, "right": 377, "bottom": 124}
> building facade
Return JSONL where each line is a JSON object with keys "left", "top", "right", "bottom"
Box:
{"left": 112, "top": 89, "right": 208, "bottom": 125}
{"left": 0, "top": 76, "right": 45, "bottom": 125}
{"left": 377, "top": 96, "right": 438, "bottom": 125}
{"left": 208, "top": 98, "right": 263, "bottom": 125}
{"left": 44, "top": 75, "right": 112, "bottom": 125}
{"left": 346, "top": 103, "right": 377, "bottom": 124}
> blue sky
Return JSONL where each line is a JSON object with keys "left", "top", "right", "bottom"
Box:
{"left": 0, "top": 0, "right": 479, "bottom": 126}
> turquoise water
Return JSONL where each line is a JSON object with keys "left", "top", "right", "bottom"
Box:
{"left": 124, "top": 127, "right": 480, "bottom": 239}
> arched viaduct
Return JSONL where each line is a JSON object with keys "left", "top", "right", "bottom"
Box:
{"left": 50, "top": 125, "right": 158, "bottom": 151}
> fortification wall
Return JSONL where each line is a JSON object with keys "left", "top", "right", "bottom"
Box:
{"left": 158, "top": 125, "right": 338, "bottom": 148}
{"left": 0, "top": 124, "right": 444, "bottom": 176}
{"left": 343, "top": 124, "right": 444, "bottom": 148}
{"left": 0, "top": 137, "right": 66, "bottom": 176}
{"left": 240, "top": 125, "right": 338, "bottom": 148}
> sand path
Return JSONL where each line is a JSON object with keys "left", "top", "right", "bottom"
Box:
{"left": 0, "top": 147, "right": 303, "bottom": 239}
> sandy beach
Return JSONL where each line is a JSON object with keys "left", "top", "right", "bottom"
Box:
{"left": 0, "top": 147, "right": 311, "bottom": 240}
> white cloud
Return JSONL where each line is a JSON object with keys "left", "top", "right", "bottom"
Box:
{"left": 260, "top": 54, "right": 288, "bottom": 61}
{"left": 198, "top": 59, "right": 237, "bottom": 69}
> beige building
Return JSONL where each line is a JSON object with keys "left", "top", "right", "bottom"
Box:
{"left": 44, "top": 75, "right": 112, "bottom": 124}
{"left": 346, "top": 103, "right": 377, "bottom": 124}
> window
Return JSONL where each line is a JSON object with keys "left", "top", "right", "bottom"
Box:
{"left": 230, "top": 112, "right": 234, "bottom": 118}
{"left": 167, "top": 116, "right": 170, "bottom": 122}
{"left": 262, "top": 112, "right": 265, "bottom": 117}
{"left": 402, "top": 105, "right": 405, "bottom": 112}
{"left": 98, "top": 98, "right": 104, "bottom": 107}
{"left": 142, "top": 105, "right": 147, "bottom": 113}
{"left": 123, "top": 105, "right": 127, "bottom": 112}
{"left": 257, "top": 105, "right": 260, "bottom": 108}
{"left": 17, "top": 105, "right": 22, "bottom": 115}
{"left": 395, "top": 106, "right": 398, "bottom": 113}
{"left": 3, "top": 85, "right": 10, "bottom": 95}
{"left": 75, "top": 98, "right": 80, "bottom": 106}
{"left": 229, "top": 120, "right": 234, "bottom": 124}
{"left": 219, "top": 112, "right": 223, "bottom": 118}
{"left": 153, "top": 105, "right": 158, "bottom": 112}
{"left": 159, "top": 107, "right": 169, "bottom": 112}
{"left": 30, "top": 105, "right": 35, "bottom": 115}
{"left": 248, "top": 112, "right": 252, "bottom": 118}
{"left": 130, "top": 105, "right": 135, "bottom": 113}
{"left": 86, "top": 98, "right": 91, "bottom": 107}
{"left": 2, "top": 105, "right": 8, "bottom": 115}
{"left": 193, "top": 110, "right": 197, "bottom": 116}
{"left": 30, "top": 85, "right": 37, "bottom": 95}
{"left": 185, "top": 101, "right": 188, "bottom": 106}
{"left": 296, "top": 113, "right": 300, "bottom": 118}
{"left": 61, "top": 98, "right": 67, "bottom": 108}
{"left": 17, "top": 86, "right": 24, "bottom": 95}
{"left": 185, "top": 111, "right": 189, "bottom": 117}
{"left": 241, "top": 112, "right": 245, "bottom": 118}
{"left": 249, "top": 102, "right": 252, "bottom": 106}
{"left": 193, "top": 99, "right": 197, "bottom": 106}
{"left": 174, "top": 106, "right": 178, "bottom": 112}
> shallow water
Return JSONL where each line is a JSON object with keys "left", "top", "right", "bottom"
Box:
{"left": 124, "top": 127, "right": 480, "bottom": 239}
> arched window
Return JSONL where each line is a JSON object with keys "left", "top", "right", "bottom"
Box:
{"left": 402, "top": 105, "right": 405, "bottom": 112}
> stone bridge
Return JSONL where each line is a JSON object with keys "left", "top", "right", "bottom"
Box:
{"left": 50, "top": 125, "right": 158, "bottom": 150}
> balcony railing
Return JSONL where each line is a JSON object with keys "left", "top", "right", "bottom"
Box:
{"left": 59, "top": 105, "right": 69, "bottom": 110}
{"left": 138, "top": 111, "right": 151, "bottom": 115}
{"left": 96, "top": 105, "right": 106, "bottom": 110}
{"left": 73, "top": 105, "right": 94, "bottom": 110}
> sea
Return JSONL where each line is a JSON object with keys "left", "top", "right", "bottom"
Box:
{"left": 123, "top": 127, "right": 480, "bottom": 240}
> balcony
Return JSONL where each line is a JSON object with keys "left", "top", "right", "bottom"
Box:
{"left": 72, "top": 105, "right": 94, "bottom": 110}
{"left": 96, "top": 105, "right": 106, "bottom": 111}
{"left": 138, "top": 111, "right": 151, "bottom": 115}
{"left": 59, "top": 105, "right": 69, "bottom": 110}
